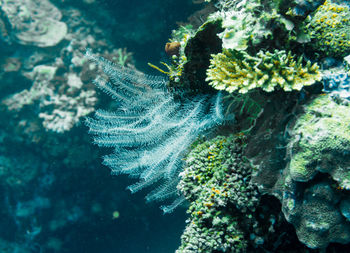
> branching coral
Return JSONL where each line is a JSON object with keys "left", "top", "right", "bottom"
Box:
{"left": 176, "top": 134, "right": 259, "bottom": 252}
{"left": 206, "top": 49, "right": 322, "bottom": 93}
{"left": 2, "top": 65, "right": 97, "bottom": 133}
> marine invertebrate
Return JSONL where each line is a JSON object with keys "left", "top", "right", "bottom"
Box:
{"left": 206, "top": 49, "right": 322, "bottom": 94}
{"left": 215, "top": 0, "right": 275, "bottom": 51}
{"left": 322, "top": 71, "right": 350, "bottom": 98}
{"left": 85, "top": 50, "right": 226, "bottom": 213}
{"left": 0, "top": 0, "right": 67, "bottom": 47}
{"left": 176, "top": 134, "right": 259, "bottom": 252}
{"left": 282, "top": 180, "right": 350, "bottom": 249}
{"left": 148, "top": 26, "right": 195, "bottom": 83}
{"left": 287, "top": 0, "right": 325, "bottom": 17}
{"left": 248, "top": 92, "right": 350, "bottom": 249}
{"left": 305, "top": 0, "right": 350, "bottom": 57}
{"left": 288, "top": 93, "right": 350, "bottom": 189}
{"left": 283, "top": 91, "right": 350, "bottom": 248}
{"left": 2, "top": 65, "right": 97, "bottom": 133}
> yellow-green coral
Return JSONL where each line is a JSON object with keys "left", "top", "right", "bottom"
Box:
{"left": 206, "top": 49, "right": 322, "bottom": 94}
{"left": 306, "top": 0, "right": 350, "bottom": 57}
{"left": 288, "top": 94, "right": 350, "bottom": 190}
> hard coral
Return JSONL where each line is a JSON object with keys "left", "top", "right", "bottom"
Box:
{"left": 288, "top": 93, "right": 350, "bottom": 188}
{"left": 176, "top": 134, "right": 259, "bottom": 252}
{"left": 278, "top": 93, "right": 350, "bottom": 248}
{"left": 306, "top": 0, "right": 350, "bottom": 57}
{"left": 206, "top": 49, "right": 322, "bottom": 94}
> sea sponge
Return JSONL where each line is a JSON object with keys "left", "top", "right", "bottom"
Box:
{"left": 206, "top": 49, "right": 322, "bottom": 94}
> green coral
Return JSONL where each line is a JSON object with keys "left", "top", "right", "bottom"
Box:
{"left": 215, "top": 2, "right": 262, "bottom": 51}
{"left": 216, "top": 1, "right": 281, "bottom": 50}
{"left": 176, "top": 134, "right": 259, "bottom": 253}
{"left": 206, "top": 49, "right": 322, "bottom": 94}
{"left": 305, "top": 0, "right": 350, "bottom": 57}
{"left": 210, "top": 0, "right": 297, "bottom": 51}
{"left": 288, "top": 94, "right": 350, "bottom": 189}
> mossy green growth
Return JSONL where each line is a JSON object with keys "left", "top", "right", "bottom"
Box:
{"left": 213, "top": 0, "right": 294, "bottom": 51}
{"left": 305, "top": 0, "right": 350, "bottom": 57}
{"left": 149, "top": 25, "right": 194, "bottom": 83}
{"left": 289, "top": 94, "right": 350, "bottom": 189}
{"left": 176, "top": 134, "right": 259, "bottom": 253}
{"left": 206, "top": 49, "right": 322, "bottom": 94}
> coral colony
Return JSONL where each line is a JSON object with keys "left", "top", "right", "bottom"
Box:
{"left": 85, "top": 0, "right": 350, "bottom": 251}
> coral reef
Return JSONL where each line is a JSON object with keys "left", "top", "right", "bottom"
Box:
{"left": 0, "top": 0, "right": 67, "bottom": 47}
{"left": 0, "top": 0, "right": 205, "bottom": 252}
{"left": 176, "top": 134, "right": 259, "bottom": 252}
{"left": 246, "top": 92, "right": 350, "bottom": 249}
{"left": 206, "top": 49, "right": 322, "bottom": 94}
{"left": 0, "top": 154, "right": 41, "bottom": 188}
{"left": 287, "top": 0, "right": 325, "bottom": 17}
{"left": 322, "top": 71, "right": 350, "bottom": 98}
{"left": 2, "top": 0, "right": 350, "bottom": 251}
{"left": 2, "top": 64, "right": 97, "bottom": 133}
{"left": 288, "top": 94, "right": 350, "bottom": 188}
{"left": 85, "top": 50, "right": 227, "bottom": 213}
{"left": 281, "top": 179, "right": 350, "bottom": 249}
{"left": 305, "top": 0, "right": 350, "bottom": 57}
{"left": 214, "top": 0, "right": 283, "bottom": 51}
{"left": 177, "top": 19, "right": 223, "bottom": 91}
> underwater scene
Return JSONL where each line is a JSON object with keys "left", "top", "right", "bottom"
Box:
{"left": 1, "top": 0, "right": 350, "bottom": 252}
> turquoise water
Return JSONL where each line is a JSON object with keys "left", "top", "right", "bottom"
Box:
{"left": 0, "top": 0, "right": 196, "bottom": 252}
{"left": 1, "top": 0, "right": 350, "bottom": 252}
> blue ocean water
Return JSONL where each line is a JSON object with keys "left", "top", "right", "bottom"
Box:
{"left": 0, "top": 0, "right": 197, "bottom": 252}
{"left": 1, "top": 0, "right": 350, "bottom": 252}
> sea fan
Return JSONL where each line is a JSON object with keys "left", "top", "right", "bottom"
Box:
{"left": 85, "top": 50, "right": 227, "bottom": 213}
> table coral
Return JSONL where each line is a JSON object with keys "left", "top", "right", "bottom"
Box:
{"left": 206, "top": 49, "right": 322, "bottom": 94}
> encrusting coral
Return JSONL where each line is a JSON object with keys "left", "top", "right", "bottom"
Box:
{"left": 176, "top": 134, "right": 259, "bottom": 252}
{"left": 206, "top": 49, "right": 322, "bottom": 94}
{"left": 288, "top": 93, "right": 350, "bottom": 189}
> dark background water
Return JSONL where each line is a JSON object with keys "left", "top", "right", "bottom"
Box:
{"left": 81, "top": 0, "right": 200, "bottom": 70}
{"left": 0, "top": 0, "right": 204, "bottom": 252}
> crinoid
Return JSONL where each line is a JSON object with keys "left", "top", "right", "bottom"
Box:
{"left": 85, "top": 50, "right": 228, "bottom": 213}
